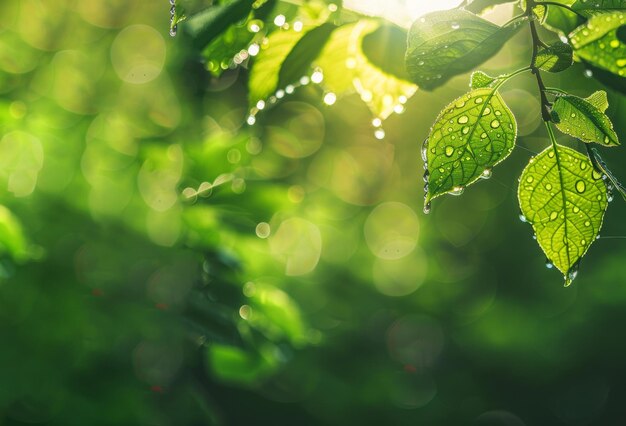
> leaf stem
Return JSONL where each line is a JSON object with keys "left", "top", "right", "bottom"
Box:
{"left": 495, "top": 66, "right": 533, "bottom": 89}
{"left": 503, "top": 13, "right": 529, "bottom": 28}
{"left": 534, "top": 1, "right": 587, "bottom": 18}
{"left": 545, "top": 86, "right": 569, "bottom": 95}
{"left": 527, "top": 0, "right": 552, "bottom": 122}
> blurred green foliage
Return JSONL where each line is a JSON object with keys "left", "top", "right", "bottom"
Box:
{"left": 1, "top": 1, "right": 626, "bottom": 425}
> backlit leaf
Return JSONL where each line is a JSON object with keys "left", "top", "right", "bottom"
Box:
{"left": 202, "top": 21, "right": 255, "bottom": 77}
{"left": 248, "top": 26, "right": 312, "bottom": 105}
{"left": 361, "top": 23, "right": 411, "bottom": 81}
{"left": 535, "top": 41, "right": 574, "bottom": 72}
{"left": 571, "top": 0, "right": 626, "bottom": 16}
{"left": 278, "top": 22, "right": 336, "bottom": 89}
{"left": 184, "top": 0, "right": 256, "bottom": 48}
{"left": 465, "top": 0, "right": 518, "bottom": 14}
{"left": 424, "top": 87, "right": 517, "bottom": 203}
{"left": 405, "top": 10, "right": 525, "bottom": 90}
{"left": 551, "top": 91, "right": 619, "bottom": 146}
{"left": 569, "top": 12, "right": 626, "bottom": 77}
{"left": 470, "top": 70, "right": 498, "bottom": 89}
{"left": 316, "top": 20, "right": 417, "bottom": 119}
{"left": 543, "top": 0, "right": 581, "bottom": 35}
{"left": 588, "top": 146, "right": 626, "bottom": 201}
{"left": 518, "top": 144, "right": 608, "bottom": 284}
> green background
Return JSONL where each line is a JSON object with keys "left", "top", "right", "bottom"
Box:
{"left": 1, "top": 0, "right": 626, "bottom": 425}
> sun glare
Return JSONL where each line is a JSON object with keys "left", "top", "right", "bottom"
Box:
{"left": 343, "top": 0, "right": 465, "bottom": 28}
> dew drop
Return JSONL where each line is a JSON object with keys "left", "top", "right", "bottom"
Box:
{"left": 421, "top": 138, "right": 429, "bottom": 162}
{"left": 481, "top": 168, "right": 492, "bottom": 179}
{"left": 445, "top": 146, "right": 454, "bottom": 157}
{"left": 450, "top": 186, "right": 464, "bottom": 196}
{"left": 458, "top": 115, "right": 469, "bottom": 124}
{"left": 575, "top": 180, "right": 586, "bottom": 193}
{"left": 545, "top": 183, "right": 553, "bottom": 190}
{"left": 451, "top": 22, "right": 460, "bottom": 29}
{"left": 423, "top": 202, "right": 432, "bottom": 214}
{"left": 565, "top": 261, "right": 580, "bottom": 287}
{"left": 490, "top": 119, "right": 500, "bottom": 129}
{"left": 323, "top": 92, "right": 337, "bottom": 105}
{"left": 550, "top": 211, "right": 558, "bottom": 220}
{"left": 374, "top": 128, "right": 386, "bottom": 140}
{"left": 526, "top": 176, "right": 534, "bottom": 183}
{"left": 311, "top": 70, "right": 324, "bottom": 84}
{"left": 462, "top": 126, "right": 470, "bottom": 135}
{"left": 546, "top": 259, "right": 554, "bottom": 269}
{"left": 519, "top": 213, "right": 527, "bottom": 223}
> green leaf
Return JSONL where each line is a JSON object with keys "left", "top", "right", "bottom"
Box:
{"left": 520, "top": 0, "right": 548, "bottom": 22}
{"left": 585, "top": 89, "right": 609, "bottom": 111}
{"left": 248, "top": 26, "right": 313, "bottom": 105}
{"left": 551, "top": 91, "right": 619, "bottom": 146}
{"left": 470, "top": 70, "right": 498, "bottom": 88}
{"left": 0, "top": 205, "right": 35, "bottom": 262}
{"left": 518, "top": 143, "right": 608, "bottom": 285}
{"left": 465, "top": 0, "right": 518, "bottom": 13}
{"left": 581, "top": 61, "right": 626, "bottom": 95}
{"left": 571, "top": 0, "right": 626, "bottom": 16}
{"left": 542, "top": 0, "right": 581, "bottom": 35}
{"left": 183, "top": 0, "right": 256, "bottom": 48}
{"left": 202, "top": 21, "right": 256, "bottom": 77}
{"left": 361, "top": 23, "right": 411, "bottom": 81}
{"left": 315, "top": 21, "right": 417, "bottom": 119}
{"left": 535, "top": 41, "right": 574, "bottom": 72}
{"left": 206, "top": 344, "right": 277, "bottom": 384}
{"left": 588, "top": 146, "right": 626, "bottom": 201}
{"left": 405, "top": 10, "right": 525, "bottom": 90}
{"left": 569, "top": 12, "right": 626, "bottom": 77}
{"left": 277, "top": 22, "right": 336, "bottom": 89}
{"left": 424, "top": 87, "right": 517, "bottom": 204}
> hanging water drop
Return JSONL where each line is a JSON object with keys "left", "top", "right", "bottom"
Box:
{"left": 450, "top": 186, "right": 464, "bottom": 196}
{"left": 169, "top": 0, "right": 178, "bottom": 37}
{"left": 421, "top": 138, "right": 429, "bottom": 163}
{"left": 481, "top": 168, "right": 492, "bottom": 180}
{"left": 423, "top": 202, "right": 431, "bottom": 214}
{"left": 519, "top": 213, "right": 527, "bottom": 223}
{"left": 546, "top": 259, "right": 554, "bottom": 269}
{"left": 374, "top": 128, "right": 386, "bottom": 140}
{"left": 565, "top": 261, "right": 580, "bottom": 287}
{"left": 423, "top": 170, "right": 430, "bottom": 183}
